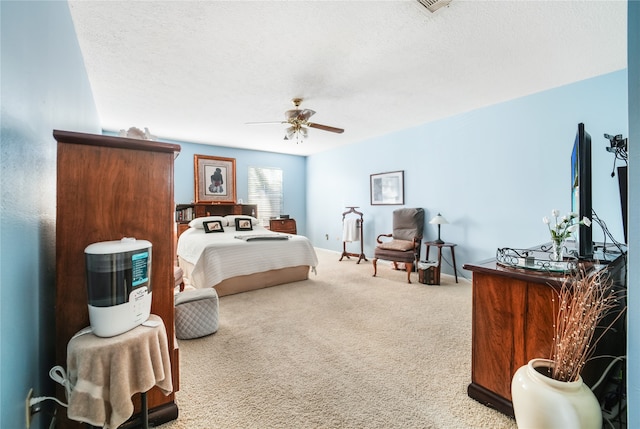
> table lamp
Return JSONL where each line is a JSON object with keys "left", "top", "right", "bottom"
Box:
{"left": 429, "top": 213, "right": 449, "bottom": 244}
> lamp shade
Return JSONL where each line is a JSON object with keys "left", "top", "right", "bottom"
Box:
{"left": 429, "top": 213, "right": 449, "bottom": 225}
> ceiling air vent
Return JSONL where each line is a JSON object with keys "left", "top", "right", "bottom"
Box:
{"left": 417, "top": 0, "right": 452, "bottom": 13}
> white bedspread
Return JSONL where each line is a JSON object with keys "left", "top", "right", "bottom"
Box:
{"left": 177, "top": 226, "right": 318, "bottom": 289}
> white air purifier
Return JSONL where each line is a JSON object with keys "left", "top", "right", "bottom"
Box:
{"left": 84, "top": 238, "right": 152, "bottom": 337}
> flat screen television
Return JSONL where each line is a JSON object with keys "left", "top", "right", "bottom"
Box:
{"left": 618, "top": 165, "right": 628, "bottom": 243}
{"left": 570, "top": 123, "right": 594, "bottom": 259}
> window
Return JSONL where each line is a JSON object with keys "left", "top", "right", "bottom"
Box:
{"left": 248, "top": 167, "right": 283, "bottom": 226}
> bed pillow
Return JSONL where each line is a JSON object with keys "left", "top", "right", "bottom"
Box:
{"left": 224, "top": 215, "right": 259, "bottom": 226}
{"left": 188, "top": 216, "right": 226, "bottom": 229}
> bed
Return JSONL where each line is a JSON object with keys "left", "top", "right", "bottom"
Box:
{"left": 177, "top": 215, "right": 318, "bottom": 296}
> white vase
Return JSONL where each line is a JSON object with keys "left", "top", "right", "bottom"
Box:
{"left": 511, "top": 358, "right": 602, "bottom": 429}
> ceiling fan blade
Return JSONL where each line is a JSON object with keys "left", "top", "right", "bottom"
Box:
{"left": 307, "top": 122, "right": 344, "bottom": 134}
{"left": 245, "top": 121, "right": 287, "bottom": 125}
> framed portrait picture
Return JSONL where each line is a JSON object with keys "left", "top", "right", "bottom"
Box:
{"left": 194, "top": 155, "right": 236, "bottom": 204}
{"left": 203, "top": 220, "right": 225, "bottom": 233}
{"left": 234, "top": 218, "right": 253, "bottom": 231}
{"left": 370, "top": 170, "right": 404, "bottom": 205}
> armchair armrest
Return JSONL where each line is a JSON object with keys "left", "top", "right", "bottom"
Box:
{"left": 376, "top": 233, "right": 392, "bottom": 244}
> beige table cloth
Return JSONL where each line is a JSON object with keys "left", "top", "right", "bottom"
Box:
{"left": 67, "top": 314, "right": 173, "bottom": 428}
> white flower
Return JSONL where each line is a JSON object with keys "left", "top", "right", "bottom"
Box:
{"left": 544, "top": 209, "right": 591, "bottom": 243}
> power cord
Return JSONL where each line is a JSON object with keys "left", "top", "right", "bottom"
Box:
{"left": 438, "top": 253, "right": 468, "bottom": 281}
{"left": 589, "top": 355, "right": 625, "bottom": 391}
{"left": 591, "top": 209, "right": 626, "bottom": 257}
{"left": 588, "top": 355, "right": 627, "bottom": 427}
{"left": 29, "top": 366, "right": 72, "bottom": 409}
{"left": 29, "top": 395, "right": 67, "bottom": 409}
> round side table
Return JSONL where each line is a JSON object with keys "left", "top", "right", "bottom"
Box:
{"left": 424, "top": 241, "right": 459, "bottom": 283}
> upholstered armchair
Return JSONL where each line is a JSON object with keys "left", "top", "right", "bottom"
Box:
{"left": 372, "top": 208, "right": 425, "bottom": 283}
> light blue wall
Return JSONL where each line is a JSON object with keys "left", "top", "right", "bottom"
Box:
{"left": 0, "top": 1, "right": 637, "bottom": 429}
{"left": 626, "top": 0, "right": 638, "bottom": 425}
{"left": 307, "top": 70, "right": 629, "bottom": 281}
{"left": 0, "top": 2, "right": 100, "bottom": 429}
{"left": 170, "top": 141, "right": 308, "bottom": 234}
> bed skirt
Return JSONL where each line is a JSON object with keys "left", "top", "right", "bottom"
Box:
{"left": 178, "top": 257, "right": 310, "bottom": 297}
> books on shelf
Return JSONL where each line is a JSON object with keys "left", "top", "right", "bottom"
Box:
{"left": 176, "top": 206, "right": 194, "bottom": 222}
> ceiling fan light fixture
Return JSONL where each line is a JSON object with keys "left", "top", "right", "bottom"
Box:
{"left": 285, "top": 109, "right": 300, "bottom": 120}
{"left": 284, "top": 125, "right": 308, "bottom": 143}
{"left": 249, "top": 98, "right": 344, "bottom": 144}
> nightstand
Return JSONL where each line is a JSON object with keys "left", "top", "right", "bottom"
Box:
{"left": 269, "top": 218, "right": 297, "bottom": 234}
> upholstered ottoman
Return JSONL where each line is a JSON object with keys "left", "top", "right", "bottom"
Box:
{"left": 174, "top": 288, "right": 219, "bottom": 339}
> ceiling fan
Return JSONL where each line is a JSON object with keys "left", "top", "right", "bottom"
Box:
{"left": 247, "top": 98, "right": 344, "bottom": 142}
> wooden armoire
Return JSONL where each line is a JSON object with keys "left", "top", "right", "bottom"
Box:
{"left": 54, "top": 130, "right": 181, "bottom": 428}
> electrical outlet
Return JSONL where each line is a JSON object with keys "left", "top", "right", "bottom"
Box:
{"left": 25, "top": 388, "right": 33, "bottom": 429}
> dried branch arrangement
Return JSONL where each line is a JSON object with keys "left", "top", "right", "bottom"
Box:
{"left": 550, "top": 267, "right": 626, "bottom": 382}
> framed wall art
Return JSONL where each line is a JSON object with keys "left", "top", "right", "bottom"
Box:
{"left": 194, "top": 155, "right": 236, "bottom": 204}
{"left": 370, "top": 170, "right": 404, "bottom": 205}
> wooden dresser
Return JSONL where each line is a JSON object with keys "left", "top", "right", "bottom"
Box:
{"left": 55, "top": 130, "right": 181, "bottom": 428}
{"left": 269, "top": 218, "right": 297, "bottom": 234}
{"left": 463, "top": 247, "right": 626, "bottom": 417}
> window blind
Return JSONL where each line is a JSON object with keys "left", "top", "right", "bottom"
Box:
{"left": 248, "top": 167, "right": 283, "bottom": 226}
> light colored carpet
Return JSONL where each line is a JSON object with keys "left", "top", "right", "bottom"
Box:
{"left": 161, "top": 248, "right": 517, "bottom": 429}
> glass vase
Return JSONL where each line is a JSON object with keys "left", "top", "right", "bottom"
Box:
{"left": 551, "top": 239, "right": 565, "bottom": 262}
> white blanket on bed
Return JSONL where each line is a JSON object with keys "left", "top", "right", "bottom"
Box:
{"left": 177, "top": 226, "right": 318, "bottom": 289}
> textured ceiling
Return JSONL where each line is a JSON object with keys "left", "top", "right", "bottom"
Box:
{"left": 68, "top": 0, "right": 627, "bottom": 156}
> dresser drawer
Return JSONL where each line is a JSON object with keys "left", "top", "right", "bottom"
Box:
{"left": 269, "top": 219, "right": 297, "bottom": 234}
